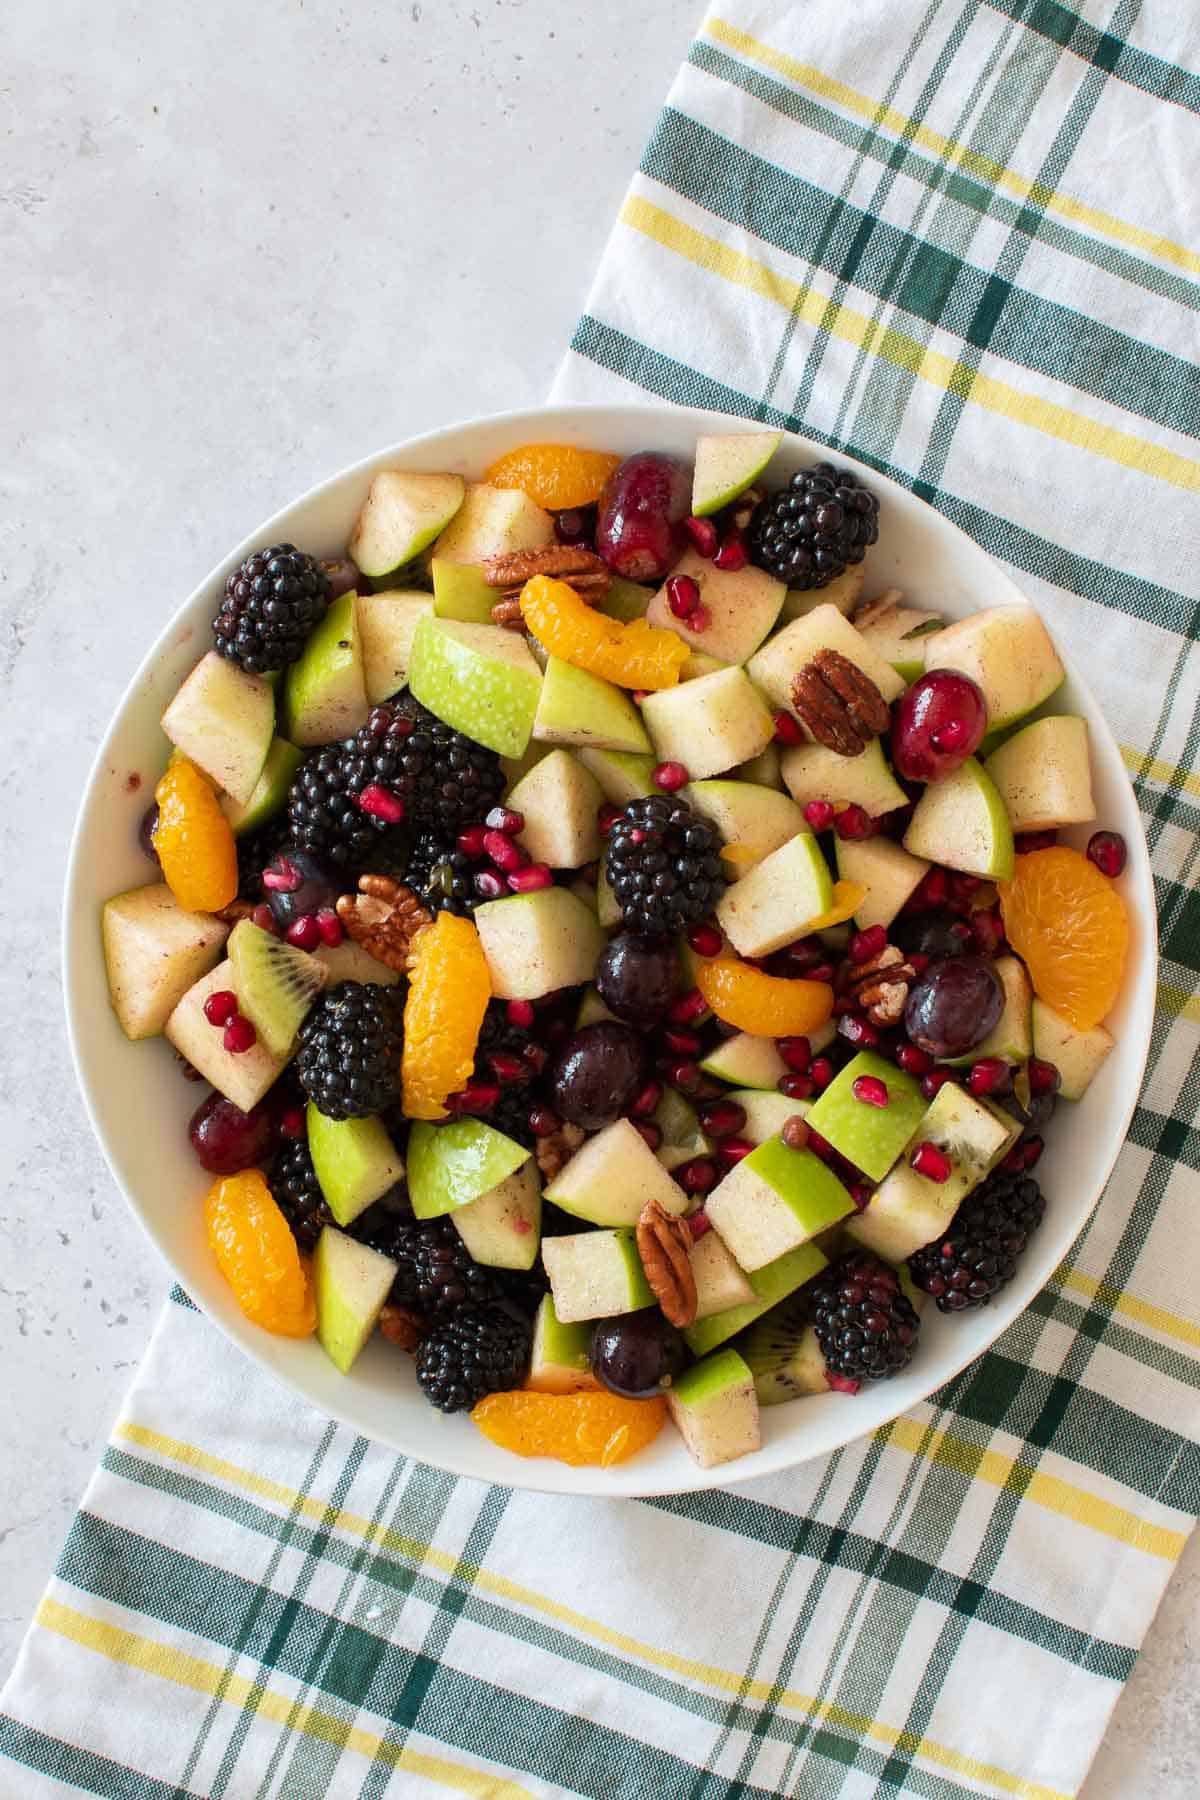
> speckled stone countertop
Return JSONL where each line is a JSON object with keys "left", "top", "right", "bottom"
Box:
{"left": 1, "top": 2, "right": 1196, "bottom": 1791}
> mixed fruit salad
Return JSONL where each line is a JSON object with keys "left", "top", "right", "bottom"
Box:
{"left": 101, "top": 430, "right": 1132, "bottom": 1472}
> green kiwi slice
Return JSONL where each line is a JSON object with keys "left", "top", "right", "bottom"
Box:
{"left": 228, "top": 919, "right": 328, "bottom": 1057}
{"left": 738, "top": 1295, "right": 829, "bottom": 1405}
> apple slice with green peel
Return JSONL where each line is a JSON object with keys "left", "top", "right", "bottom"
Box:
{"left": 929, "top": 605, "right": 1065, "bottom": 729}
{"left": 946, "top": 955, "right": 1031, "bottom": 1065}
{"left": 574, "top": 746, "right": 657, "bottom": 803}
{"left": 165, "top": 959, "right": 290, "bottom": 1111}
{"left": 542, "top": 1229, "right": 655, "bottom": 1323}
{"left": 451, "top": 1157, "right": 541, "bottom": 1270}
{"left": 102, "top": 883, "right": 229, "bottom": 1040}
{"left": 228, "top": 919, "right": 327, "bottom": 1057}
{"left": 983, "top": 715, "right": 1096, "bottom": 832}
{"left": 682, "top": 651, "right": 727, "bottom": 681}
{"left": 846, "top": 1081, "right": 1018, "bottom": 1264}
{"left": 706, "top": 1139, "right": 853, "bottom": 1272}
{"left": 903, "top": 757, "right": 1014, "bottom": 880}
{"left": 700, "top": 1033, "right": 787, "bottom": 1092}
{"left": 575, "top": 985, "right": 616, "bottom": 1028}
{"left": 729, "top": 1089, "right": 811, "bottom": 1145}
{"left": 642, "top": 665, "right": 774, "bottom": 779}
{"left": 748, "top": 604, "right": 905, "bottom": 719}
{"left": 527, "top": 1293, "right": 599, "bottom": 1393}
{"left": 532, "top": 656, "right": 652, "bottom": 754}
{"left": 717, "top": 832, "right": 834, "bottom": 958}
{"left": 684, "top": 1241, "right": 827, "bottom": 1357}
{"left": 653, "top": 1088, "right": 711, "bottom": 1171}
{"left": 854, "top": 600, "right": 944, "bottom": 681}
{"left": 407, "top": 1118, "right": 530, "bottom": 1220}
{"left": 690, "top": 1231, "right": 756, "bottom": 1321}
{"left": 349, "top": 470, "right": 466, "bottom": 578}
{"left": 805, "top": 1050, "right": 926, "bottom": 1183}
{"left": 780, "top": 564, "right": 865, "bottom": 621}
{"left": 314, "top": 1229, "right": 399, "bottom": 1374}
{"left": 432, "top": 481, "right": 554, "bottom": 564}
{"left": 308, "top": 1103, "right": 405, "bottom": 1226}
{"left": 161, "top": 650, "right": 274, "bottom": 805}
{"left": 780, "top": 736, "right": 908, "bottom": 819}
{"left": 836, "top": 835, "right": 930, "bottom": 932}
{"left": 545, "top": 1118, "right": 688, "bottom": 1227}
{"left": 357, "top": 590, "right": 434, "bottom": 702}
{"left": 734, "top": 743, "right": 784, "bottom": 790}
{"left": 506, "top": 749, "right": 603, "bottom": 868}
{"left": 596, "top": 576, "right": 653, "bottom": 623}
{"left": 646, "top": 550, "right": 785, "bottom": 666}
{"left": 1032, "top": 997, "right": 1115, "bottom": 1100}
{"left": 692, "top": 431, "right": 782, "bottom": 516}
{"left": 220, "top": 737, "right": 303, "bottom": 836}
{"left": 685, "top": 780, "right": 807, "bottom": 879}
{"left": 741, "top": 1303, "right": 829, "bottom": 1404}
{"left": 667, "top": 1347, "right": 760, "bottom": 1468}
{"left": 408, "top": 613, "right": 541, "bottom": 758}
{"left": 283, "top": 593, "right": 369, "bottom": 748}
{"left": 431, "top": 558, "right": 495, "bottom": 625}
{"left": 474, "top": 886, "right": 605, "bottom": 999}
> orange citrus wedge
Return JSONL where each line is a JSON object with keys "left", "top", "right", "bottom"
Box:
{"left": 520, "top": 575, "right": 689, "bottom": 691}
{"left": 795, "top": 880, "right": 868, "bottom": 935}
{"left": 999, "top": 846, "right": 1128, "bottom": 1030}
{"left": 402, "top": 912, "right": 492, "bottom": 1119}
{"left": 204, "top": 1170, "right": 315, "bottom": 1337}
{"left": 472, "top": 1389, "right": 667, "bottom": 1466}
{"left": 484, "top": 443, "right": 620, "bottom": 510}
{"left": 696, "top": 956, "right": 835, "bottom": 1037}
{"left": 153, "top": 756, "right": 238, "bottom": 913}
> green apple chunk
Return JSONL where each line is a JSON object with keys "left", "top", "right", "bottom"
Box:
{"left": 730, "top": 1089, "right": 812, "bottom": 1146}
{"left": 575, "top": 746, "right": 657, "bottom": 802}
{"left": 102, "top": 884, "right": 229, "bottom": 1040}
{"left": 596, "top": 858, "right": 621, "bottom": 928}
{"left": 432, "top": 481, "right": 554, "bottom": 564}
{"left": 685, "top": 780, "right": 807, "bottom": 879}
{"left": 474, "top": 886, "right": 605, "bottom": 999}
{"left": 854, "top": 597, "right": 944, "bottom": 681}
{"left": 947, "top": 955, "right": 1031, "bottom": 1065}
{"left": 780, "top": 736, "right": 908, "bottom": 818}
{"left": 165, "top": 959, "right": 289, "bottom": 1111}
{"left": 451, "top": 1157, "right": 541, "bottom": 1270}
{"left": 930, "top": 605, "right": 1065, "bottom": 729}
{"left": 527, "top": 1293, "right": 598, "bottom": 1393}
{"left": 1032, "top": 998, "right": 1115, "bottom": 1100}
{"left": 836, "top": 835, "right": 930, "bottom": 932}
{"left": 161, "top": 650, "right": 274, "bottom": 805}
{"left": 983, "top": 715, "right": 1095, "bottom": 832}
{"left": 408, "top": 614, "right": 542, "bottom": 758}
{"left": 846, "top": 1081, "right": 1017, "bottom": 1264}
{"left": 682, "top": 651, "right": 726, "bottom": 682}
{"left": 357, "top": 590, "right": 434, "bottom": 702}
{"left": 684, "top": 1241, "right": 828, "bottom": 1357}
{"left": 407, "top": 1118, "right": 530, "bottom": 1220}
{"left": 692, "top": 431, "right": 782, "bottom": 516}
{"left": 805, "top": 1051, "right": 926, "bottom": 1183}
{"left": 541, "top": 1229, "right": 654, "bottom": 1324}
{"left": 903, "top": 757, "right": 1014, "bottom": 880}
{"left": 748, "top": 604, "right": 905, "bottom": 721}
{"left": 505, "top": 749, "right": 602, "bottom": 869}
{"left": 431, "top": 558, "right": 496, "bottom": 625}
{"left": 780, "top": 565, "right": 865, "bottom": 621}
{"left": 220, "top": 737, "right": 303, "bottom": 836}
{"left": 645, "top": 550, "right": 785, "bottom": 666}
{"left": 690, "top": 1231, "right": 756, "bottom": 1321}
{"left": 311, "top": 939, "right": 402, "bottom": 987}
{"left": 308, "top": 1104, "right": 405, "bottom": 1227}
{"left": 653, "top": 1087, "right": 711, "bottom": 1172}
{"left": 741, "top": 1305, "right": 829, "bottom": 1405}
{"left": 545, "top": 1118, "right": 688, "bottom": 1227}
{"left": 641, "top": 666, "right": 774, "bottom": 779}
{"left": 314, "top": 1228, "right": 399, "bottom": 1374}
{"left": 667, "top": 1347, "right": 761, "bottom": 1468}
{"left": 717, "top": 832, "right": 834, "bottom": 958}
{"left": 597, "top": 576, "right": 654, "bottom": 623}
{"left": 575, "top": 985, "right": 616, "bottom": 1028}
{"left": 532, "top": 656, "right": 651, "bottom": 754}
{"left": 349, "top": 470, "right": 466, "bottom": 578}
{"left": 735, "top": 743, "right": 784, "bottom": 790}
{"left": 700, "top": 1033, "right": 786, "bottom": 1092}
{"left": 283, "top": 593, "right": 369, "bottom": 748}
{"left": 707, "top": 1139, "right": 853, "bottom": 1272}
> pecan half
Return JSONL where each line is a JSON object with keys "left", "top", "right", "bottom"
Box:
{"left": 335, "top": 874, "right": 432, "bottom": 972}
{"left": 839, "top": 944, "right": 917, "bottom": 1027}
{"left": 379, "top": 1304, "right": 428, "bottom": 1351}
{"left": 490, "top": 595, "right": 527, "bottom": 630}
{"left": 534, "top": 1121, "right": 586, "bottom": 1182}
{"left": 484, "top": 544, "right": 610, "bottom": 601}
{"left": 215, "top": 897, "right": 257, "bottom": 926}
{"left": 635, "top": 1198, "right": 698, "bottom": 1329}
{"left": 791, "top": 648, "right": 891, "bottom": 756}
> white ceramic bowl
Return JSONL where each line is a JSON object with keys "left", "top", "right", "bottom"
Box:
{"left": 64, "top": 403, "right": 1156, "bottom": 1495}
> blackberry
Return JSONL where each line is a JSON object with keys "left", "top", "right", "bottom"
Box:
{"left": 296, "top": 982, "right": 405, "bottom": 1120}
{"left": 748, "top": 463, "right": 879, "bottom": 590}
{"left": 236, "top": 813, "right": 293, "bottom": 902}
{"left": 213, "top": 544, "right": 330, "bottom": 673}
{"left": 269, "top": 1140, "right": 333, "bottom": 1250}
{"left": 405, "top": 832, "right": 480, "bottom": 917}
{"left": 606, "top": 795, "right": 726, "bottom": 937}
{"left": 908, "top": 1170, "right": 1045, "bottom": 1312}
{"left": 356, "top": 1214, "right": 507, "bottom": 1319}
{"left": 808, "top": 1252, "right": 919, "bottom": 1384}
{"left": 416, "top": 1305, "right": 531, "bottom": 1412}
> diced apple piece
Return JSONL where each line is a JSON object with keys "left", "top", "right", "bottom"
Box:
{"left": 575, "top": 747, "right": 657, "bottom": 802}
{"left": 311, "top": 940, "right": 402, "bottom": 987}
{"left": 408, "top": 613, "right": 542, "bottom": 758}
{"left": 308, "top": 1104, "right": 404, "bottom": 1227}
{"left": 689, "top": 1231, "right": 756, "bottom": 1320}
{"left": 527, "top": 1293, "right": 598, "bottom": 1393}
{"left": 682, "top": 651, "right": 726, "bottom": 682}
{"left": 984, "top": 715, "right": 1096, "bottom": 832}
{"left": 431, "top": 558, "right": 496, "bottom": 625}
{"left": 283, "top": 593, "right": 369, "bottom": 748}
{"left": 717, "top": 833, "right": 834, "bottom": 958}
{"left": 735, "top": 743, "right": 784, "bottom": 790}
{"left": 728, "top": 1089, "right": 812, "bottom": 1146}
{"left": 545, "top": 1118, "right": 688, "bottom": 1227}
{"left": 451, "top": 1158, "right": 541, "bottom": 1270}
{"left": 596, "top": 576, "right": 654, "bottom": 623}
{"left": 349, "top": 470, "right": 466, "bottom": 578}
{"left": 532, "top": 657, "right": 651, "bottom": 754}
{"left": 596, "top": 858, "right": 621, "bottom": 929}
{"left": 164, "top": 959, "right": 289, "bottom": 1111}
{"left": 357, "top": 590, "right": 434, "bottom": 703}
{"left": 692, "top": 431, "right": 782, "bottom": 516}
{"left": 684, "top": 1241, "right": 828, "bottom": 1357}
{"left": 685, "top": 780, "right": 807, "bottom": 880}
{"left": 432, "top": 481, "right": 554, "bottom": 564}
{"left": 1032, "top": 998, "right": 1115, "bottom": 1100}
{"left": 102, "top": 884, "right": 230, "bottom": 1040}
{"left": 161, "top": 651, "right": 274, "bottom": 805}
{"left": 407, "top": 1118, "right": 530, "bottom": 1219}
{"left": 780, "top": 565, "right": 865, "bottom": 621}
{"left": 947, "top": 955, "right": 1030, "bottom": 1065}
{"left": 854, "top": 598, "right": 943, "bottom": 680}
{"left": 805, "top": 1050, "right": 926, "bottom": 1182}
{"left": 220, "top": 737, "right": 303, "bottom": 837}
{"left": 653, "top": 1088, "right": 711, "bottom": 1172}
{"left": 700, "top": 1033, "right": 786, "bottom": 1091}
{"left": 706, "top": 1139, "right": 853, "bottom": 1272}
{"left": 542, "top": 1229, "right": 654, "bottom": 1324}
{"left": 836, "top": 836, "right": 930, "bottom": 931}
{"left": 903, "top": 757, "right": 1014, "bottom": 880}
{"left": 930, "top": 605, "right": 1064, "bottom": 730}
{"left": 646, "top": 550, "right": 785, "bottom": 666}
{"left": 747, "top": 604, "right": 905, "bottom": 724}
{"left": 503, "top": 749, "right": 603, "bottom": 869}
{"left": 474, "top": 886, "right": 605, "bottom": 998}
{"left": 641, "top": 666, "right": 774, "bottom": 779}
{"left": 314, "top": 1228, "right": 399, "bottom": 1374}
{"left": 667, "top": 1348, "right": 761, "bottom": 1468}
{"left": 780, "top": 736, "right": 908, "bottom": 819}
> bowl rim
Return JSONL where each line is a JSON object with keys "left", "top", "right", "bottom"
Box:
{"left": 63, "top": 400, "right": 1157, "bottom": 1496}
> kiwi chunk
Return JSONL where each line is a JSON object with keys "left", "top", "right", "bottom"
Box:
{"left": 228, "top": 919, "right": 328, "bottom": 1056}
{"left": 738, "top": 1295, "right": 828, "bottom": 1405}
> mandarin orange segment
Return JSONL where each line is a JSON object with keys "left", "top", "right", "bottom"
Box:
{"left": 520, "top": 575, "right": 689, "bottom": 691}
{"left": 998, "top": 846, "right": 1129, "bottom": 1031}
{"left": 152, "top": 756, "right": 239, "bottom": 913}
{"left": 696, "top": 956, "right": 834, "bottom": 1037}
{"left": 484, "top": 443, "right": 621, "bottom": 511}
{"left": 471, "top": 1389, "right": 667, "bottom": 1466}
{"left": 402, "top": 911, "right": 492, "bottom": 1120}
{"left": 796, "top": 879, "right": 868, "bottom": 934}
{"left": 204, "top": 1170, "right": 316, "bottom": 1337}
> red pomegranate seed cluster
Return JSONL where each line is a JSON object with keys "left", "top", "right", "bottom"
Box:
{"left": 683, "top": 515, "right": 719, "bottom": 558}
{"left": 848, "top": 924, "right": 887, "bottom": 964}
{"left": 203, "top": 989, "right": 257, "bottom": 1055}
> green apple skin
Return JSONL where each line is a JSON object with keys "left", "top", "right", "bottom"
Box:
{"left": 691, "top": 431, "right": 782, "bottom": 516}
{"left": 474, "top": 886, "right": 605, "bottom": 999}
{"left": 706, "top": 1141, "right": 853, "bottom": 1272}
{"left": 685, "top": 780, "right": 807, "bottom": 879}
{"left": 667, "top": 1347, "right": 761, "bottom": 1468}
{"left": 780, "top": 737, "right": 908, "bottom": 819}
{"left": 314, "top": 1228, "right": 399, "bottom": 1374}
{"left": 220, "top": 738, "right": 303, "bottom": 836}
{"left": 748, "top": 604, "right": 904, "bottom": 714}
{"left": 545, "top": 1118, "right": 688, "bottom": 1227}
{"left": 805, "top": 1051, "right": 926, "bottom": 1183}
{"left": 902, "top": 757, "right": 1014, "bottom": 881}
{"left": 1032, "top": 997, "right": 1115, "bottom": 1100}
{"left": 728, "top": 1089, "right": 811, "bottom": 1146}
{"left": 835, "top": 835, "right": 930, "bottom": 932}
{"left": 284, "top": 593, "right": 370, "bottom": 749}
{"left": 349, "top": 470, "right": 466, "bottom": 578}
{"left": 451, "top": 1158, "right": 541, "bottom": 1270}
{"left": 929, "top": 605, "right": 1065, "bottom": 730}
{"left": 596, "top": 576, "right": 654, "bottom": 623}
{"left": 407, "top": 1118, "right": 530, "bottom": 1220}
{"left": 527, "top": 1293, "right": 599, "bottom": 1393}
{"left": 780, "top": 565, "right": 864, "bottom": 621}
{"left": 574, "top": 747, "right": 657, "bottom": 803}
{"left": 717, "top": 832, "right": 834, "bottom": 958}
{"left": 541, "top": 1229, "right": 655, "bottom": 1324}
{"left": 652, "top": 1087, "right": 712, "bottom": 1172}
{"left": 357, "top": 590, "right": 435, "bottom": 701}
{"left": 430, "top": 558, "right": 496, "bottom": 625}
{"left": 161, "top": 650, "right": 275, "bottom": 806}
{"left": 102, "top": 884, "right": 229, "bottom": 1040}
{"left": 308, "top": 1104, "right": 405, "bottom": 1227}
{"left": 165, "top": 959, "right": 288, "bottom": 1112}
{"left": 532, "top": 656, "right": 651, "bottom": 754}
{"left": 431, "top": 481, "right": 554, "bottom": 565}
{"left": 575, "top": 985, "right": 617, "bottom": 1028}
{"left": 983, "top": 715, "right": 1095, "bottom": 832}
{"left": 645, "top": 549, "right": 785, "bottom": 666}
{"left": 684, "top": 1241, "right": 828, "bottom": 1357}
{"left": 408, "top": 613, "right": 542, "bottom": 758}
{"left": 641, "top": 666, "right": 774, "bottom": 780}
{"left": 700, "top": 1033, "right": 787, "bottom": 1091}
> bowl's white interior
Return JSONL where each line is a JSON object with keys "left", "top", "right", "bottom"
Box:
{"left": 64, "top": 403, "right": 1156, "bottom": 1496}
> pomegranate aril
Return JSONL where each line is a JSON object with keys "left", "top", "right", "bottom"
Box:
{"left": 968, "top": 1057, "right": 1010, "bottom": 1098}
{"left": 1086, "top": 829, "right": 1127, "bottom": 878}
{"left": 528, "top": 1107, "right": 560, "bottom": 1139}
{"left": 668, "top": 987, "right": 707, "bottom": 1024}
{"left": 356, "top": 784, "right": 405, "bottom": 824}
{"left": 653, "top": 761, "right": 689, "bottom": 792}
{"left": 852, "top": 1074, "right": 889, "bottom": 1108}
{"left": 630, "top": 1079, "right": 662, "bottom": 1119}
{"left": 835, "top": 804, "right": 876, "bottom": 841}
{"left": 457, "top": 1081, "right": 503, "bottom": 1114}
{"left": 688, "top": 1209, "right": 713, "bottom": 1239}
{"left": 838, "top": 1014, "right": 880, "bottom": 1049}
{"left": 251, "top": 903, "right": 278, "bottom": 935}
{"left": 717, "top": 1136, "right": 753, "bottom": 1165}
{"left": 261, "top": 858, "right": 302, "bottom": 893}
{"left": 663, "top": 1028, "right": 702, "bottom": 1056}
{"left": 849, "top": 924, "right": 887, "bottom": 964}
{"left": 911, "top": 1141, "right": 952, "bottom": 1182}
{"left": 507, "top": 865, "right": 553, "bottom": 893}
{"left": 809, "top": 1057, "right": 834, "bottom": 1092}
{"left": 484, "top": 829, "right": 527, "bottom": 871}
{"left": 689, "top": 604, "right": 713, "bottom": 634}
{"left": 1021, "top": 1134, "right": 1045, "bottom": 1169}
{"left": 687, "top": 922, "right": 724, "bottom": 958}
{"left": 713, "top": 533, "right": 747, "bottom": 572}
{"left": 554, "top": 505, "right": 595, "bottom": 547}
{"left": 684, "top": 514, "right": 719, "bottom": 558}
{"left": 970, "top": 908, "right": 1004, "bottom": 956}
{"left": 286, "top": 915, "right": 321, "bottom": 951}
{"left": 896, "top": 1042, "right": 932, "bottom": 1075}
{"left": 806, "top": 963, "right": 836, "bottom": 984}
{"left": 698, "top": 1100, "right": 747, "bottom": 1139}
{"left": 487, "top": 1051, "right": 527, "bottom": 1084}
{"left": 457, "top": 824, "right": 489, "bottom": 858}
{"left": 777, "top": 1035, "right": 812, "bottom": 1073}
{"left": 920, "top": 1068, "right": 954, "bottom": 1101}
{"left": 909, "top": 951, "right": 930, "bottom": 975}
{"left": 950, "top": 873, "right": 982, "bottom": 904}
{"left": 632, "top": 1120, "right": 662, "bottom": 1152}
{"left": 803, "top": 799, "right": 836, "bottom": 830}
{"left": 504, "top": 999, "right": 534, "bottom": 1029}
{"left": 778, "top": 1072, "right": 813, "bottom": 1100}
{"left": 807, "top": 1129, "right": 834, "bottom": 1162}
{"left": 279, "top": 1105, "right": 306, "bottom": 1140}
{"left": 1015, "top": 830, "right": 1057, "bottom": 854}
{"left": 485, "top": 805, "right": 524, "bottom": 835}
{"left": 629, "top": 827, "right": 647, "bottom": 846}
{"left": 780, "top": 1115, "right": 810, "bottom": 1152}
{"left": 826, "top": 1370, "right": 861, "bottom": 1395}
{"left": 678, "top": 1157, "right": 718, "bottom": 1194}
{"left": 849, "top": 1183, "right": 873, "bottom": 1211}
{"left": 223, "top": 1015, "right": 257, "bottom": 1055}
{"left": 315, "top": 909, "right": 343, "bottom": 948}
{"left": 665, "top": 1059, "right": 700, "bottom": 1094}
{"left": 666, "top": 574, "right": 700, "bottom": 619}
{"left": 1028, "top": 1057, "right": 1060, "bottom": 1096}
{"left": 774, "top": 711, "right": 805, "bottom": 746}
{"left": 203, "top": 989, "right": 239, "bottom": 1027}
{"left": 909, "top": 868, "right": 948, "bottom": 910}
{"left": 597, "top": 803, "right": 624, "bottom": 837}
{"left": 474, "top": 869, "right": 506, "bottom": 900}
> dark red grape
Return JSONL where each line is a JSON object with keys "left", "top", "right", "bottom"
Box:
{"left": 189, "top": 1092, "right": 277, "bottom": 1174}
{"left": 595, "top": 932, "right": 678, "bottom": 1028}
{"left": 892, "top": 909, "right": 972, "bottom": 961}
{"left": 903, "top": 956, "right": 1003, "bottom": 1059}
{"left": 595, "top": 452, "right": 691, "bottom": 582}
{"left": 263, "top": 848, "right": 341, "bottom": 928}
{"left": 590, "top": 1311, "right": 688, "bottom": 1398}
{"left": 892, "top": 670, "right": 988, "bottom": 782}
{"left": 548, "top": 1023, "right": 648, "bottom": 1130}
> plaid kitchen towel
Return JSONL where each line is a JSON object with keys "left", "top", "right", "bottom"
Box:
{"left": 5, "top": 2, "right": 1200, "bottom": 1795}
